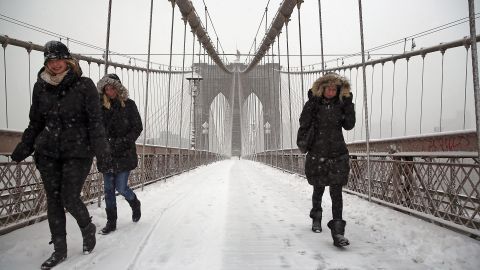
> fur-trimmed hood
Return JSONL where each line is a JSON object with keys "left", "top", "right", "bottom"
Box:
{"left": 97, "top": 74, "right": 129, "bottom": 108}
{"left": 310, "top": 73, "right": 351, "bottom": 100}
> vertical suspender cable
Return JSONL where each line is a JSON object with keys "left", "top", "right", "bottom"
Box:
{"left": 297, "top": 1, "right": 305, "bottom": 104}
{"left": 467, "top": 0, "right": 480, "bottom": 159}
{"left": 188, "top": 32, "right": 196, "bottom": 169}
{"left": 317, "top": 0, "right": 325, "bottom": 74}
{"left": 277, "top": 34, "right": 284, "bottom": 169}
{"left": 357, "top": 0, "right": 371, "bottom": 201}
{"left": 104, "top": 0, "right": 113, "bottom": 74}
{"left": 164, "top": 0, "right": 176, "bottom": 177}
{"left": 439, "top": 49, "right": 445, "bottom": 132}
{"left": 380, "top": 63, "right": 384, "bottom": 138}
{"left": 2, "top": 43, "right": 8, "bottom": 128}
{"left": 420, "top": 55, "right": 425, "bottom": 133}
{"left": 141, "top": 0, "right": 154, "bottom": 190}
{"left": 271, "top": 40, "right": 278, "bottom": 166}
{"left": 27, "top": 46, "right": 32, "bottom": 105}
{"left": 390, "top": 61, "right": 396, "bottom": 137}
{"left": 285, "top": 19, "right": 294, "bottom": 172}
{"left": 404, "top": 58, "right": 409, "bottom": 136}
{"left": 178, "top": 18, "right": 187, "bottom": 171}
{"left": 353, "top": 68, "right": 359, "bottom": 140}
{"left": 463, "top": 44, "right": 470, "bottom": 130}
{"left": 370, "top": 65, "right": 374, "bottom": 135}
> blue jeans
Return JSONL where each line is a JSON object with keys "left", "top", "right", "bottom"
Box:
{"left": 103, "top": 171, "right": 136, "bottom": 209}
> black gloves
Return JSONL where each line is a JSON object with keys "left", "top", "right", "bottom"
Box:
{"left": 11, "top": 142, "right": 33, "bottom": 162}
{"left": 342, "top": 92, "right": 353, "bottom": 105}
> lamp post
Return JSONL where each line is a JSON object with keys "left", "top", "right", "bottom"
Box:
{"left": 187, "top": 68, "right": 203, "bottom": 150}
{"left": 202, "top": 121, "right": 209, "bottom": 151}
{"left": 264, "top": 121, "right": 271, "bottom": 150}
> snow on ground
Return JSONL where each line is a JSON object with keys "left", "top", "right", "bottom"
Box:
{"left": 0, "top": 159, "right": 479, "bottom": 270}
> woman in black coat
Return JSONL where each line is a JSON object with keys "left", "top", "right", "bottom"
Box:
{"left": 96, "top": 73, "right": 143, "bottom": 235}
{"left": 11, "top": 41, "right": 109, "bottom": 269}
{"left": 297, "top": 72, "right": 355, "bottom": 247}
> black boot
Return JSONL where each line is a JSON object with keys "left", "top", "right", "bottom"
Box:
{"left": 127, "top": 195, "right": 141, "bottom": 222}
{"left": 100, "top": 208, "right": 117, "bottom": 235}
{"left": 80, "top": 221, "right": 96, "bottom": 254}
{"left": 310, "top": 210, "right": 322, "bottom": 233}
{"left": 41, "top": 236, "right": 67, "bottom": 269}
{"left": 327, "top": 219, "right": 350, "bottom": 247}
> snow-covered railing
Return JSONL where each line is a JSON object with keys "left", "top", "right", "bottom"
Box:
{"left": 248, "top": 131, "right": 480, "bottom": 239}
{"left": 0, "top": 129, "right": 224, "bottom": 234}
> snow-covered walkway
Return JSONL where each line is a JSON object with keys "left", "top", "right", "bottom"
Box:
{"left": 1, "top": 159, "right": 479, "bottom": 270}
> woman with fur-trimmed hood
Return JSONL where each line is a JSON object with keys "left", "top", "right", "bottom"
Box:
{"left": 96, "top": 74, "right": 143, "bottom": 235}
{"left": 297, "top": 72, "right": 355, "bottom": 247}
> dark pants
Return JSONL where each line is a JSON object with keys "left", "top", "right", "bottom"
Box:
{"left": 310, "top": 184, "right": 343, "bottom": 220}
{"left": 35, "top": 154, "right": 93, "bottom": 238}
{"left": 103, "top": 171, "right": 136, "bottom": 209}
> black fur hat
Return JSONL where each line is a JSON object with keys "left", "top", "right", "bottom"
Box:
{"left": 43, "top": 41, "right": 71, "bottom": 65}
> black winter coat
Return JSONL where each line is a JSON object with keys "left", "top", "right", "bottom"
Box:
{"left": 298, "top": 90, "right": 355, "bottom": 186}
{"left": 100, "top": 98, "right": 143, "bottom": 173}
{"left": 11, "top": 67, "right": 109, "bottom": 161}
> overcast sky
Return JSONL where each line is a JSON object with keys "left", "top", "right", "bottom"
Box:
{"left": 0, "top": 0, "right": 476, "bottom": 66}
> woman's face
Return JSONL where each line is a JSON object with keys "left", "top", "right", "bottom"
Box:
{"left": 323, "top": 83, "right": 337, "bottom": 99}
{"left": 104, "top": 85, "right": 118, "bottom": 99}
{"left": 46, "top": 59, "right": 68, "bottom": 75}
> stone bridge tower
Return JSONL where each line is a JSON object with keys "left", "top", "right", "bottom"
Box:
{"left": 193, "top": 62, "right": 281, "bottom": 157}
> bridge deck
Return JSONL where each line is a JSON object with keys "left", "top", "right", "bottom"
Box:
{"left": 0, "top": 160, "right": 479, "bottom": 269}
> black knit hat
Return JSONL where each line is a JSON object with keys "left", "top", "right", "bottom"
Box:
{"left": 106, "top": 73, "right": 121, "bottom": 84}
{"left": 44, "top": 40, "right": 71, "bottom": 65}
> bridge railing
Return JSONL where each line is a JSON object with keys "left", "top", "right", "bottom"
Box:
{"left": 246, "top": 130, "right": 480, "bottom": 239}
{"left": 0, "top": 130, "right": 224, "bottom": 235}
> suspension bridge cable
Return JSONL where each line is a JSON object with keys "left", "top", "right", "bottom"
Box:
{"left": 104, "top": 0, "right": 113, "bottom": 74}
{"left": 369, "top": 66, "right": 374, "bottom": 136}
{"left": 0, "top": 14, "right": 187, "bottom": 70}
{"left": 246, "top": 1, "right": 270, "bottom": 60}
{"left": 285, "top": 19, "right": 294, "bottom": 171}
{"left": 141, "top": 0, "right": 154, "bottom": 190}
{"left": 463, "top": 44, "right": 470, "bottom": 130}
{"left": 440, "top": 49, "right": 445, "bottom": 132}
{"left": 404, "top": 58, "right": 410, "bottom": 136}
{"left": 27, "top": 46, "right": 32, "bottom": 106}
{"left": 277, "top": 35, "right": 284, "bottom": 153}
{"left": 467, "top": 0, "right": 480, "bottom": 160}
{"left": 317, "top": 0, "right": 325, "bottom": 74}
{"left": 419, "top": 55, "right": 425, "bottom": 134}
{"left": 164, "top": 0, "right": 176, "bottom": 177}
{"left": 380, "top": 63, "right": 384, "bottom": 138}
{"left": 178, "top": 19, "right": 187, "bottom": 168}
{"left": 389, "top": 61, "right": 397, "bottom": 137}
{"left": 308, "top": 14, "right": 480, "bottom": 68}
{"left": 297, "top": 1, "right": 305, "bottom": 104}
{"left": 2, "top": 45, "right": 8, "bottom": 128}
{"left": 201, "top": 1, "right": 226, "bottom": 57}
{"left": 357, "top": 0, "right": 371, "bottom": 201}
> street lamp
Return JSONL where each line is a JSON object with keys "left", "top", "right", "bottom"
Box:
{"left": 187, "top": 67, "right": 203, "bottom": 149}
{"left": 264, "top": 121, "right": 271, "bottom": 150}
{"left": 202, "top": 121, "right": 209, "bottom": 151}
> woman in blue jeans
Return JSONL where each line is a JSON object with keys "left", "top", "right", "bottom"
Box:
{"left": 96, "top": 73, "right": 143, "bottom": 235}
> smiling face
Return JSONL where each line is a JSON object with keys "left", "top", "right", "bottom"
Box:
{"left": 104, "top": 84, "right": 118, "bottom": 99}
{"left": 46, "top": 59, "right": 68, "bottom": 75}
{"left": 323, "top": 83, "right": 337, "bottom": 99}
